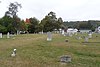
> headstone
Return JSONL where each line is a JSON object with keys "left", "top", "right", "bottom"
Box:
{"left": 41, "top": 30, "right": 43, "bottom": 34}
{"left": 7, "top": 32, "right": 10, "bottom": 38}
{"left": 17, "top": 30, "right": 20, "bottom": 35}
{"left": 60, "top": 55, "right": 71, "bottom": 63}
{"left": 88, "top": 33, "right": 92, "bottom": 38}
{"left": 11, "top": 49, "right": 16, "bottom": 57}
{"left": 0, "top": 33, "right": 2, "bottom": 38}
{"left": 47, "top": 32, "right": 52, "bottom": 41}
{"left": 59, "top": 29, "right": 62, "bottom": 34}
{"left": 85, "top": 37, "right": 88, "bottom": 42}
{"left": 62, "top": 30, "right": 65, "bottom": 35}
{"left": 54, "top": 29, "right": 57, "bottom": 33}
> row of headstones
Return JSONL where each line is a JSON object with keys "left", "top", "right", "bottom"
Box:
{"left": 47, "top": 31, "right": 93, "bottom": 42}
{"left": 62, "top": 32, "right": 78, "bottom": 37}
{"left": 0, "top": 31, "right": 52, "bottom": 40}
{"left": 64, "top": 32, "right": 92, "bottom": 37}
{"left": 75, "top": 33, "right": 92, "bottom": 42}
{"left": 0, "top": 32, "right": 14, "bottom": 38}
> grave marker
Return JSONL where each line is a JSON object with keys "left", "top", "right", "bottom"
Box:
{"left": 11, "top": 49, "right": 16, "bottom": 57}
{"left": 7, "top": 32, "right": 10, "bottom": 38}
{"left": 88, "top": 33, "right": 92, "bottom": 38}
{"left": 85, "top": 37, "right": 88, "bottom": 42}
{"left": 62, "top": 30, "right": 65, "bottom": 35}
{"left": 0, "top": 33, "right": 2, "bottom": 38}
{"left": 60, "top": 55, "right": 71, "bottom": 63}
{"left": 47, "top": 32, "right": 52, "bottom": 41}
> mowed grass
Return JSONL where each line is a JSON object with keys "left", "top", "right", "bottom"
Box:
{"left": 0, "top": 33, "right": 100, "bottom": 67}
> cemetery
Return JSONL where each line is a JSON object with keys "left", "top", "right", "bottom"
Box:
{"left": 0, "top": 32, "right": 100, "bottom": 67}
{"left": 0, "top": 1, "right": 100, "bottom": 67}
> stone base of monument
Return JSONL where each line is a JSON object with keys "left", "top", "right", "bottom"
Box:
{"left": 60, "top": 55, "right": 71, "bottom": 63}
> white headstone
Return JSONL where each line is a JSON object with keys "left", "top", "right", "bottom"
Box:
{"left": 47, "top": 32, "right": 52, "bottom": 41}
{"left": 0, "top": 33, "right": 2, "bottom": 38}
{"left": 11, "top": 52, "right": 16, "bottom": 57}
{"left": 7, "top": 32, "right": 10, "bottom": 38}
{"left": 11, "top": 48, "right": 16, "bottom": 57}
{"left": 41, "top": 30, "right": 43, "bottom": 34}
{"left": 17, "top": 30, "right": 20, "bottom": 35}
{"left": 59, "top": 29, "right": 62, "bottom": 34}
{"left": 88, "top": 33, "right": 92, "bottom": 38}
{"left": 14, "top": 49, "right": 16, "bottom": 51}
{"left": 62, "top": 30, "right": 65, "bottom": 35}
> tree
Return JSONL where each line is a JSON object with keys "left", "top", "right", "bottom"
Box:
{"left": 56, "top": 17, "right": 64, "bottom": 29}
{"left": 0, "top": 25, "right": 7, "bottom": 33}
{"left": 5, "top": 2, "right": 22, "bottom": 32}
{"left": 0, "top": 2, "right": 22, "bottom": 33}
{"left": 40, "top": 11, "right": 58, "bottom": 32}
{"left": 19, "top": 20, "right": 27, "bottom": 31}
{"left": 5, "top": 2, "right": 22, "bottom": 18}
{"left": 0, "top": 15, "right": 14, "bottom": 33}
{"left": 40, "top": 11, "right": 64, "bottom": 32}
{"left": 28, "top": 17, "right": 39, "bottom": 33}
{"left": 78, "top": 21, "right": 93, "bottom": 30}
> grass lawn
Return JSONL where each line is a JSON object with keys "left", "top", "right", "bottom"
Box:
{"left": 0, "top": 33, "right": 100, "bottom": 67}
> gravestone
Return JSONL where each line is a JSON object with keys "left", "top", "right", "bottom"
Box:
{"left": 47, "top": 32, "right": 52, "bottom": 41}
{"left": 11, "top": 49, "right": 16, "bottom": 57}
{"left": 17, "top": 30, "right": 20, "bottom": 35}
{"left": 88, "top": 33, "right": 92, "bottom": 38}
{"left": 85, "top": 37, "right": 88, "bottom": 42}
{"left": 7, "top": 32, "right": 10, "bottom": 38}
{"left": 59, "top": 29, "right": 62, "bottom": 34}
{"left": 0, "top": 33, "right": 2, "bottom": 38}
{"left": 60, "top": 55, "right": 71, "bottom": 63}
{"left": 62, "top": 30, "right": 65, "bottom": 35}
{"left": 41, "top": 30, "right": 43, "bottom": 34}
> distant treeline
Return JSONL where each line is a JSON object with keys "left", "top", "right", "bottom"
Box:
{"left": 63, "top": 20, "right": 100, "bottom": 31}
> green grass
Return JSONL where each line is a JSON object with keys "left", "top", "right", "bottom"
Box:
{"left": 0, "top": 33, "right": 100, "bottom": 67}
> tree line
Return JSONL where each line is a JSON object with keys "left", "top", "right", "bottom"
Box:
{"left": 0, "top": 2, "right": 64, "bottom": 34}
{"left": 64, "top": 20, "right": 100, "bottom": 31}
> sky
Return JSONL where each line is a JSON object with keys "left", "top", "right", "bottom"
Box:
{"left": 0, "top": 0, "right": 100, "bottom": 21}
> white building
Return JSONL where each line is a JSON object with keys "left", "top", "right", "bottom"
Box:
{"left": 67, "top": 28, "right": 78, "bottom": 34}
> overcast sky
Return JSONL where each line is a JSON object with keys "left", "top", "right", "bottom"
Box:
{"left": 0, "top": 0, "right": 100, "bottom": 21}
